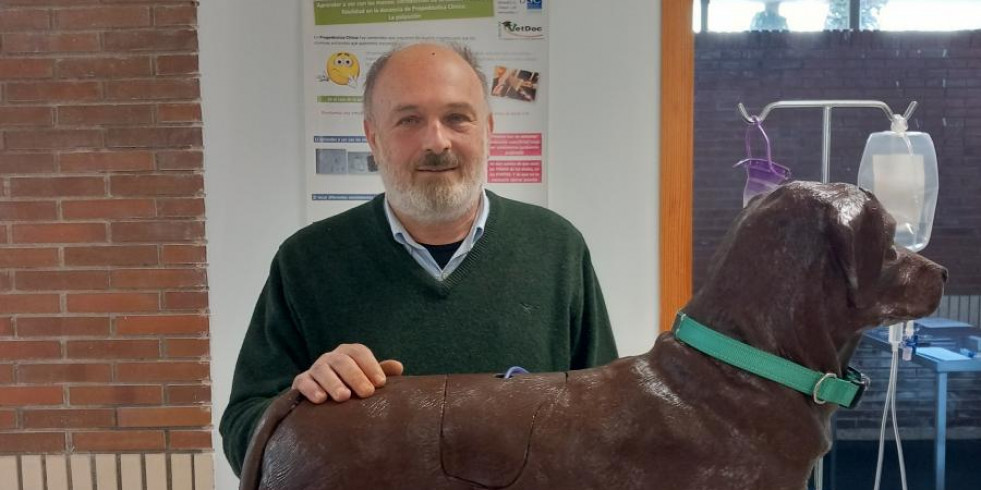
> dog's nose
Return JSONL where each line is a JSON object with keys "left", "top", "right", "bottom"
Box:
{"left": 941, "top": 267, "right": 949, "bottom": 282}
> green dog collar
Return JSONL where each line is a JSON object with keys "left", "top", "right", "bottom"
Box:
{"left": 674, "top": 313, "right": 869, "bottom": 409}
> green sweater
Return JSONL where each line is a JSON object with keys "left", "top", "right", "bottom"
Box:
{"left": 219, "top": 191, "right": 618, "bottom": 476}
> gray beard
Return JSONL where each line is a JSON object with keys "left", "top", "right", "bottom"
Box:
{"left": 378, "top": 153, "right": 485, "bottom": 224}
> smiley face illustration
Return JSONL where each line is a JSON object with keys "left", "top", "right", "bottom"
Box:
{"left": 326, "top": 52, "right": 360, "bottom": 88}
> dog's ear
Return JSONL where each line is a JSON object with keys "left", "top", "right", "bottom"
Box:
{"left": 826, "top": 189, "right": 888, "bottom": 308}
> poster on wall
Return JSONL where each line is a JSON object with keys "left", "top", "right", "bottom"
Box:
{"left": 303, "top": 0, "right": 549, "bottom": 222}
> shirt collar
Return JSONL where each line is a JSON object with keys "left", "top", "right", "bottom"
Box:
{"left": 383, "top": 189, "right": 489, "bottom": 249}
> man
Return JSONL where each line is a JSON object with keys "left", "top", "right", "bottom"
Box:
{"left": 219, "top": 42, "right": 618, "bottom": 476}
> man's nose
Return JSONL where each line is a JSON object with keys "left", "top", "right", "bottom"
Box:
{"left": 421, "top": 120, "right": 451, "bottom": 154}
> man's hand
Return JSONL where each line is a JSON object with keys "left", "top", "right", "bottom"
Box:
{"left": 291, "top": 344, "right": 404, "bottom": 404}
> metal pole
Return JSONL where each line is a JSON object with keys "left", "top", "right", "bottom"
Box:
{"left": 936, "top": 373, "right": 948, "bottom": 490}
{"left": 815, "top": 104, "right": 834, "bottom": 490}
{"left": 822, "top": 106, "right": 832, "bottom": 184}
{"left": 736, "top": 100, "right": 910, "bottom": 125}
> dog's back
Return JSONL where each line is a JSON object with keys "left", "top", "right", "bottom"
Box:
{"left": 521, "top": 337, "right": 826, "bottom": 490}
{"left": 253, "top": 372, "right": 571, "bottom": 489}
{"left": 247, "top": 343, "right": 825, "bottom": 490}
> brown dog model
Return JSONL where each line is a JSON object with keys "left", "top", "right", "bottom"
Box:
{"left": 238, "top": 182, "right": 946, "bottom": 490}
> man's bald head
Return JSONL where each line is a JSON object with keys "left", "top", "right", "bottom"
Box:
{"left": 362, "top": 42, "right": 489, "bottom": 121}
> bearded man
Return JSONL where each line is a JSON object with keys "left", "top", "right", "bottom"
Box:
{"left": 219, "top": 42, "right": 618, "bottom": 477}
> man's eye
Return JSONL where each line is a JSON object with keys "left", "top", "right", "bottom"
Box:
{"left": 395, "top": 117, "right": 422, "bottom": 127}
{"left": 446, "top": 114, "right": 472, "bottom": 124}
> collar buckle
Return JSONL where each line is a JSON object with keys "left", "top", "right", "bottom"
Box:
{"left": 843, "top": 368, "right": 871, "bottom": 410}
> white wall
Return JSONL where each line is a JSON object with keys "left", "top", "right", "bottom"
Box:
{"left": 200, "top": 1, "right": 660, "bottom": 487}
{"left": 548, "top": 4, "right": 660, "bottom": 356}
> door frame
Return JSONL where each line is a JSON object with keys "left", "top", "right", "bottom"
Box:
{"left": 658, "top": 1, "right": 695, "bottom": 331}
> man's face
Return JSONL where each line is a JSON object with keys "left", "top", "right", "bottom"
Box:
{"left": 364, "top": 45, "right": 493, "bottom": 224}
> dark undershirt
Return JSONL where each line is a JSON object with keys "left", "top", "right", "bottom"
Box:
{"left": 420, "top": 240, "right": 464, "bottom": 269}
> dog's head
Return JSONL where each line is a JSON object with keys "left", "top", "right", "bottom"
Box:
{"left": 690, "top": 181, "right": 946, "bottom": 351}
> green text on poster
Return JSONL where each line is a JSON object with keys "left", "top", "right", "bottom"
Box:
{"left": 318, "top": 95, "right": 363, "bottom": 103}
{"left": 314, "top": 0, "right": 493, "bottom": 25}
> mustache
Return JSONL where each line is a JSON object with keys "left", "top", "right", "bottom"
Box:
{"left": 414, "top": 152, "right": 460, "bottom": 171}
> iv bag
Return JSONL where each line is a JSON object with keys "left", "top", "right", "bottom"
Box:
{"left": 857, "top": 123, "right": 938, "bottom": 252}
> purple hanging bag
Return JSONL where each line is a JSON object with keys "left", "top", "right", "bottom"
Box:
{"left": 734, "top": 119, "right": 792, "bottom": 207}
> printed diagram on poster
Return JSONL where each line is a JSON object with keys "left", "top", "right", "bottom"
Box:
{"left": 302, "top": 0, "right": 549, "bottom": 221}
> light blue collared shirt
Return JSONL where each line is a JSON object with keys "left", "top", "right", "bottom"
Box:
{"left": 383, "top": 190, "right": 490, "bottom": 281}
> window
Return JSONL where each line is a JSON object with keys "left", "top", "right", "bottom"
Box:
{"left": 693, "top": 0, "right": 981, "bottom": 32}
{"left": 875, "top": 0, "right": 981, "bottom": 31}
{"left": 693, "top": 0, "right": 840, "bottom": 32}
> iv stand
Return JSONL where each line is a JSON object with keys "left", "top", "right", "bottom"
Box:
{"left": 735, "top": 99, "right": 919, "bottom": 490}
{"left": 737, "top": 100, "right": 919, "bottom": 183}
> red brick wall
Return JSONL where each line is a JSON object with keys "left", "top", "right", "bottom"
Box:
{"left": 0, "top": 0, "right": 209, "bottom": 455}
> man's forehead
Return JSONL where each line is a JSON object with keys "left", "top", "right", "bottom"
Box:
{"left": 388, "top": 43, "right": 464, "bottom": 65}
{"left": 380, "top": 45, "right": 480, "bottom": 84}
{"left": 373, "top": 47, "right": 486, "bottom": 114}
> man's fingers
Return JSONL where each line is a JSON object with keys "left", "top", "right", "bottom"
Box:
{"left": 340, "top": 344, "right": 387, "bottom": 387}
{"left": 292, "top": 373, "right": 329, "bottom": 404}
{"left": 297, "top": 346, "right": 396, "bottom": 405}
{"left": 309, "top": 362, "right": 353, "bottom": 402}
{"left": 327, "top": 354, "right": 376, "bottom": 398}
{"left": 380, "top": 359, "right": 403, "bottom": 377}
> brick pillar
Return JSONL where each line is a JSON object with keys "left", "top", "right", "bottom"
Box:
{"left": 1, "top": 1, "right": 211, "bottom": 487}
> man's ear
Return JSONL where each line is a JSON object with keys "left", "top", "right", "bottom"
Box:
{"left": 364, "top": 118, "right": 378, "bottom": 154}
{"left": 487, "top": 113, "right": 494, "bottom": 135}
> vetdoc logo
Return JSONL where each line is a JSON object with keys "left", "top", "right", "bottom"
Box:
{"left": 499, "top": 20, "right": 544, "bottom": 39}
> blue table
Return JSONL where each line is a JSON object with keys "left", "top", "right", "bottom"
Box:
{"left": 862, "top": 319, "right": 981, "bottom": 490}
